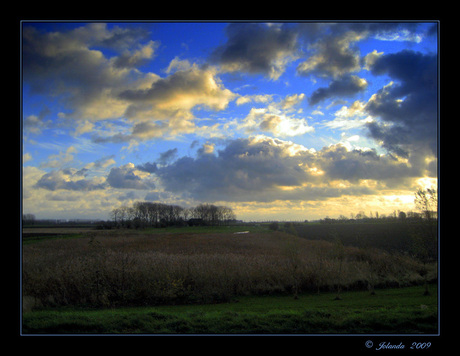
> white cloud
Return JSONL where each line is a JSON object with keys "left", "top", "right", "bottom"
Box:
{"left": 74, "top": 120, "right": 95, "bottom": 136}
{"left": 363, "top": 50, "right": 384, "bottom": 70}
{"left": 164, "top": 57, "right": 192, "bottom": 74}
{"left": 311, "top": 110, "right": 324, "bottom": 116}
{"left": 238, "top": 93, "right": 313, "bottom": 137}
{"left": 280, "top": 93, "right": 305, "bottom": 110}
{"left": 322, "top": 100, "right": 373, "bottom": 130}
{"left": 240, "top": 108, "right": 314, "bottom": 137}
{"left": 23, "top": 153, "right": 32, "bottom": 163}
{"left": 236, "top": 94, "right": 273, "bottom": 106}
{"left": 39, "top": 146, "right": 78, "bottom": 169}
{"left": 23, "top": 114, "right": 51, "bottom": 135}
{"left": 374, "top": 29, "right": 423, "bottom": 43}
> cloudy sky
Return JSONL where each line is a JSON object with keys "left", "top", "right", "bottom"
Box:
{"left": 22, "top": 21, "right": 438, "bottom": 221}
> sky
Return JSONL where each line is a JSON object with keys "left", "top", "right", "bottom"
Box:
{"left": 22, "top": 21, "right": 438, "bottom": 221}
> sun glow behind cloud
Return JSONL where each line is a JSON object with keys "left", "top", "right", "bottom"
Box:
{"left": 22, "top": 21, "right": 438, "bottom": 221}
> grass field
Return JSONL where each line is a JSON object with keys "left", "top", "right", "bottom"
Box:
{"left": 21, "top": 224, "right": 438, "bottom": 334}
{"left": 22, "top": 285, "right": 437, "bottom": 334}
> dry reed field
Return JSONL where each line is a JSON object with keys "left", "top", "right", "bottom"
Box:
{"left": 22, "top": 230, "right": 435, "bottom": 310}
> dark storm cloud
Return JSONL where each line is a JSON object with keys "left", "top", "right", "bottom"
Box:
{"left": 158, "top": 148, "right": 178, "bottom": 165}
{"left": 296, "top": 22, "right": 431, "bottom": 79}
{"left": 23, "top": 25, "right": 120, "bottom": 94}
{"left": 309, "top": 75, "right": 368, "bottom": 105}
{"left": 317, "top": 145, "right": 419, "bottom": 182}
{"left": 136, "top": 162, "right": 158, "bottom": 173}
{"left": 211, "top": 23, "right": 428, "bottom": 81}
{"left": 296, "top": 28, "right": 362, "bottom": 78}
{"left": 150, "top": 136, "right": 422, "bottom": 203}
{"left": 210, "top": 23, "right": 298, "bottom": 79}
{"left": 107, "top": 164, "right": 155, "bottom": 190}
{"left": 154, "top": 137, "right": 314, "bottom": 202}
{"left": 364, "top": 50, "right": 437, "bottom": 157}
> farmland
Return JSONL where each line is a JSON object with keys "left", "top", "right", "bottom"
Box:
{"left": 21, "top": 223, "right": 438, "bottom": 334}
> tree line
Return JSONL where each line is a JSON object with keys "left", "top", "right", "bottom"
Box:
{"left": 108, "top": 202, "right": 236, "bottom": 228}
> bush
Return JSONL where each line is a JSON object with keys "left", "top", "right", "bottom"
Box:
{"left": 269, "top": 222, "right": 279, "bottom": 231}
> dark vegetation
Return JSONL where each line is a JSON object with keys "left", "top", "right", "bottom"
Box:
{"left": 105, "top": 202, "right": 236, "bottom": 229}
{"left": 291, "top": 221, "right": 436, "bottom": 257}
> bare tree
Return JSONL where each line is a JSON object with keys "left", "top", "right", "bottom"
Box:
{"left": 111, "top": 201, "right": 235, "bottom": 228}
{"left": 412, "top": 188, "right": 438, "bottom": 295}
{"left": 415, "top": 188, "right": 438, "bottom": 220}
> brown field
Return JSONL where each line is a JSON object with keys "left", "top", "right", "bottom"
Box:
{"left": 22, "top": 230, "right": 435, "bottom": 309}
{"left": 22, "top": 227, "right": 95, "bottom": 236}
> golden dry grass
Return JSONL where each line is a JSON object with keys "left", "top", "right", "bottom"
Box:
{"left": 22, "top": 230, "right": 434, "bottom": 309}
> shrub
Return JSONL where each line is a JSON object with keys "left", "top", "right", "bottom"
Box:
{"left": 269, "top": 222, "right": 279, "bottom": 231}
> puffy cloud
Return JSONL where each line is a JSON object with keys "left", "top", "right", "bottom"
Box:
{"left": 154, "top": 136, "right": 314, "bottom": 202}
{"left": 136, "top": 161, "right": 158, "bottom": 174}
{"left": 130, "top": 121, "right": 169, "bottom": 139}
{"left": 24, "top": 114, "right": 51, "bottom": 135}
{"left": 309, "top": 75, "right": 368, "bottom": 105}
{"left": 35, "top": 168, "right": 106, "bottom": 191}
{"left": 23, "top": 23, "right": 235, "bottom": 144}
{"left": 39, "top": 146, "right": 78, "bottom": 169}
{"left": 106, "top": 163, "right": 155, "bottom": 190}
{"left": 119, "top": 64, "right": 235, "bottom": 117}
{"left": 363, "top": 50, "right": 384, "bottom": 70}
{"left": 296, "top": 23, "right": 428, "bottom": 79}
{"left": 147, "top": 135, "right": 426, "bottom": 204}
{"left": 297, "top": 30, "right": 364, "bottom": 78}
{"left": 322, "top": 100, "right": 373, "bottom": 130}
{"left": 83, "top": 155, "right": 116, "bottom": 171}
{"left": 158, "top": 148, "right": 178, "bottom": 165}
{"left": 211, "top": 23, "right": 299, "bottom": 80}
{"left": 281, "top": 93, "right": 305, "bottom": 109}
{"left": 238, "top": 93, "right": 312, "bottom": 137}
{"left": 197, "top": 143, "right": 215, "bottom": 156}
{"left": 241, "top": 108, "right": 314, "bottom": 137}
{"left": 236, "top": 94, "right": 273, "bottom": 106}
{"left": 113, "top": 63, "right": 236, "bottom": 141}
{"left": 113, "top": 40, "right": 159, "bottom": 69}
{"left": 316, "top": 144, "right": 418, "bottom": 183}
{"left": 22, "top": 24, "right": 155, "bottom": 121}
{"left": 74, "top": 120, "right": 95, "bottom": 136}
{"left": 24, "top": 166, "right": 127, "bottom": 220}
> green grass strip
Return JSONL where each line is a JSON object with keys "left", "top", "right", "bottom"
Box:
{"left": 22, "top": 285, "right": 437, "bottom": 334}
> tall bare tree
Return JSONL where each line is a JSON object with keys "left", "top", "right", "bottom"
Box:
{"left": 412, "top": 188, "right": 438, "bottom": 295}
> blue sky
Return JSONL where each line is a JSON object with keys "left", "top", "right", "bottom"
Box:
{"left": 22, "top": 21, "right": 438, "bottom": 220}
